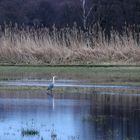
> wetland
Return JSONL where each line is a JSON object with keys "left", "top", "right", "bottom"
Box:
{"left": 0, "top": 66, "right": 140, "bottom": 140}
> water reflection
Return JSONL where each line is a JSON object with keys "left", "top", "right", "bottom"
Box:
{"left": 89, "top": 103, "right": 140, "bottom": 140}
{"left": 0, "top": 97, "right": 140, "bottom": 140}
{"left": 1, "top": 80, "right": 140, "bottom": 89}
{"left": 0, "top": 98, "right": 92, "bottom": 140}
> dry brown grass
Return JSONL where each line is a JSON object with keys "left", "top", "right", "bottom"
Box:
{"left": 0, "top": 26, "right": 140, "bottom": 65}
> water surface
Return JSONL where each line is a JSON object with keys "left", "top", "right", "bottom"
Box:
{"left": 0, "top": 98, "right": 93, "bottom": 140}
{"left": 0, "top": 97, "right": 140, "bottom": 140}
{"left": 1, "top": 80, "right": 140, "bottom": 89}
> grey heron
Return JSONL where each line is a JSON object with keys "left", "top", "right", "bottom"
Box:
{"left": 47, "top": 76, "right": 56, "bottom": 96}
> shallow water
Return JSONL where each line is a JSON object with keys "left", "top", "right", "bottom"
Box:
{"left": 0, "top": 98, "right": 93, "bottom": 140}
{"left": 0, "top": 97, "right": 140, "bottom": 140}
{"left": 1, "top": 80, "right": 140, "bottom": 89}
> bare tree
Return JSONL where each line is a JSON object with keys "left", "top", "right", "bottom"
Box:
{"left": 80, "top": 0, "right": 94, "bottom": 30}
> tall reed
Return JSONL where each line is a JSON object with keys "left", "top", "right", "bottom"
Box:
{"left": 0, "top": 25, "right": 139, "bottom": 64}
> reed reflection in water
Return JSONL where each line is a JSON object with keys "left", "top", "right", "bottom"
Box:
{"left": 0, "top": 92, "right": 140, "bottom": 140}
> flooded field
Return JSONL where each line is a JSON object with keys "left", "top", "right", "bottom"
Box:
{"left": 0, "top": 66, "right": 140, "bottom": 140}
{"left": 0, "top": 98, "right": 93, "bottom": 140}
{"left": 0, "top": 94, "right": 140, "bottom": 140}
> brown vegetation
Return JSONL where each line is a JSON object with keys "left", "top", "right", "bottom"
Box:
{"left": 0, "top": 26, "right": 140, "bottom": 65}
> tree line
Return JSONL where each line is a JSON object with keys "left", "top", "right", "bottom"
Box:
{"left": 0, "top": 0, "right": 139, "bottom": 32}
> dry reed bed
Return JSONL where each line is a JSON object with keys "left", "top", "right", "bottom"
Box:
{"left": 0, "top": 27, "right": 140, "bottom": 64}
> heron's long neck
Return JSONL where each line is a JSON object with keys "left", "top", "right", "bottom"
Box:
{"left": 52, "top": 77, "right": 55, "bottom": 84}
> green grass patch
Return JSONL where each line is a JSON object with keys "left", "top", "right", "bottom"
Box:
{"left": 0, "top": 66, "right": 140, "bottom": 86}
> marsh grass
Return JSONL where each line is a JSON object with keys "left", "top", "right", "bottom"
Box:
{"left": 0, "top": 25, "right": 140, "bottom": 64}
{"left": 82, "top": 115, "right": 106, "bottom": 124}
{"left": 21, "top": 129, "right": 39, "bottom": 136}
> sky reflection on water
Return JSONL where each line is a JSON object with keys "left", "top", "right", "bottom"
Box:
{"left": 0, "top": 98, "right": 93, "bottom": 140}
{"left": 0, "top": 97, "right": 140, "bottom": 140}
{"left": 1, "top": 80, "right": 140, "bottom": 89}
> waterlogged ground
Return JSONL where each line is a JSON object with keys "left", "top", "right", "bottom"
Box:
{"left": 0, "top": 66, "right": 140, "bottom": 140}
{"left": 0, "top": 98, "right": 93, "bottom": 140}
{"left": 0, "top": 97, "right": 140, "bottom": 140}
{"left": 0, "top": 79, "right": 140, "bottom": 95}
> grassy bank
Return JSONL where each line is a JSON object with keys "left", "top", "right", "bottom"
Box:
{"left": 0, "top": 26, "right": 140, "bottom": 65}
{"left": 0, "top": 66, "right": 140, "bottom": 86}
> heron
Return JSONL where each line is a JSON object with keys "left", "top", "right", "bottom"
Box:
{"left": 47, "top": 76, "right": 56, "bottom": 96}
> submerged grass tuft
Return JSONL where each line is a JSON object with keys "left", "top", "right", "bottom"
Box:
{"left": 82, "top": 115, "right": 106, "bottom": 124}
{"left": 21, "top": 129, "right": 39, "bottom": 136}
